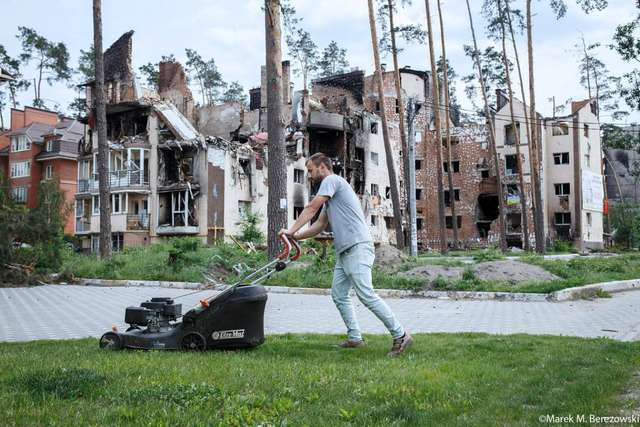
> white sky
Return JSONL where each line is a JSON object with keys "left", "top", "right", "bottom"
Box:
{"left": 1, "top": 0, "right": 638, "bottom": 126}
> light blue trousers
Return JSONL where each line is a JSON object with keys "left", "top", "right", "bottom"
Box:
{"left": 331, "top": 242, "right": 405, "bottom": 341}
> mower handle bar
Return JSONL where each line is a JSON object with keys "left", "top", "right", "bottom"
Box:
{"left": 278, "top": 234, "right": 301, "bottom": 261}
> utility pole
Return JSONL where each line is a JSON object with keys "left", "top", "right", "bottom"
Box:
{"left": 406, "top": 97, "right": 420, "bottom": 256}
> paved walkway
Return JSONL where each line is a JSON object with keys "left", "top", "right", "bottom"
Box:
{"left": 1, "top": 285, "right": 639, "bottom": 343}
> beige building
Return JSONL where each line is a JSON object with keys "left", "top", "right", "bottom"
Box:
{"left": 543, "top": 99, "right": 604, "bottom": 249}
{"left": 494, "top": 92, "right": 604, "bottom": 250}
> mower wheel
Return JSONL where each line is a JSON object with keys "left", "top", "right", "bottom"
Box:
{"left": 181, "top": 332, "right": 206, "bottom": 351}
{"left": 99, "top": 332, "right": 123, "bottom": 350}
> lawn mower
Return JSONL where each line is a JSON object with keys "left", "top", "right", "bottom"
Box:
{"left": 98, "top": 235, "right": 301, "bottom": 351}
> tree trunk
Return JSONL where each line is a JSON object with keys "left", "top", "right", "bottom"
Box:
{"left": 265, "top": 0, "right": 288, "bottom": 259}
{"left": 424, "top": 0, "right": 448, "bottom": 254}
{"left": 93, "top": 0, "right": 111, "bottom": 259}
{"left": 465, "top": 0, "right": 507, "bottom": 252}
{"left": 526, "top": 0, "right": 545, "bottom": 253}
{"left": 498, "top": 0, "right": 530, "bottom": 251}
{"left": 388, "top": 0, "right": 410, "bottom": 249}
{"left": 580, "top": 35, "right": 593, "bottom": 99}
{"left": 367, "top": 0, "right": 405, "bottom": 249}
{"left": 436, "top": 0, "right": 459, "bottom": 250}
{"left": 505, "top": 0, "right": 537, "bottom": 252}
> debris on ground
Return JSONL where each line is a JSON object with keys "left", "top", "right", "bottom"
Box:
{"left": 472, "top": 260, "right": 559, "bottom": 284}
{"left": 400, "top": 265, "right": 464, "bottom": 282}
{"left": 374, "top": 243, "right": 408, "bottom": 267}
{"left": 400, "top": 259, "right": 559, "bottom": 287}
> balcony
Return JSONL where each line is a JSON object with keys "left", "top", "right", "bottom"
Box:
{"left": 77, "top": 170, "right": 149, "bottom": 193}
{"left": 75, "top": 218, "right": 91, "bottom": 233}
{"left": 127, "top": 214, "right": 150, "bottom": 231}
{"left": 479, "top": 176, "right": 497, "bottom": 194}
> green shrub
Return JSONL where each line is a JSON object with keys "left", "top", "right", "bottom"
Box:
{"left": 236, "top": 209, "right": 264, "bottom": 244}
{"left": 472, "top": 248, "right": 505, "bottom": 263}
{"left": 552, "top": 239, "right": 575, "bottom": 253}
{"left": 610, "top": 203, "right": 640, "bottom": 249}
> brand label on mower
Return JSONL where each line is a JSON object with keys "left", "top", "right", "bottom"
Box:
{"left": 211, "top": 329, "right": 245, "bottom": 340}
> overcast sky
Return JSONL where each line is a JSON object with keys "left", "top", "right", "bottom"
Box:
{"left": 1, "top": 0, "right": 638, "bottom": 126}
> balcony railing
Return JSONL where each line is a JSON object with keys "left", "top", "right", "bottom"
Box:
{"left": 127, "top": 213, "right": 150, "bottom": 231}
{"left": 77, "top": 170, "right": 149, "bottom": 193}
{"left": 75, "top": 218, "right": 91, "bottom": 233}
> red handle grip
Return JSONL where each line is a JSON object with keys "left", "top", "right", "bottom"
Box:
{"left": 278, "top": 234, "right": 301, "bottom": 261}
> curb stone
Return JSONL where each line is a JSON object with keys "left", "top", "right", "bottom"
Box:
{"left": 76, "top": 277, "right": 640, "bottom": 302}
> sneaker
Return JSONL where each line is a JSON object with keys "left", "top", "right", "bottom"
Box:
{"left": 387, "top": 333, "right": 413, "bottom": 357}
{"left": 337, "top": 339, "right": 366, "bottom": 348}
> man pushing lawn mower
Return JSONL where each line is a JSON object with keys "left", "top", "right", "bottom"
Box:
{"left": 279, "top": 152, "right": 413, "bottom": 357}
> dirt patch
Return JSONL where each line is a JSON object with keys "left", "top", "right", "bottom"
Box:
{"left": 400, "top": 265, "right": 463, "bottom": 282}
{"left": 374, "top": 243, "right": 408, "bottom": 267}
{"left": 471, "top": 260, "right": 559, "bottom": 284}
{"left": 400, "top": 259, "right": 559, "bottom": 286}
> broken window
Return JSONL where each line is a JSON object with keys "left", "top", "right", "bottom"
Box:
{"left": 505, "top": 122, "right": 520, "bottom": 145}
{"left": 375, "top": 101, "right": 380, "bottom": 112}
{"left": 238, "top": 200, "right": 251, "bottom": 218}
{"left": 443, "top": 160, "right": 460, "bottom": 173}
{"left": 444, "top": 189, "right": 460, "bottom": 207}
{"left": 554, "top": 183, "right": 570, "bottom": 196}
{"left": 371, "top": 215, "right": 377, "bottom": 226}
{"left": 445, "top": 215, "right": 462, "bottom": 229}
{"left": 371, "top": 183, "right": 379, "bottom": 196}
{"left": 553, "top": 152, "right": 570, "bottom": 165}
{"left": 370, "top": 151, "right": 379, "bottom": 165}
{"left": 481, "top": 169, "right": 490, "bottom": 179}
{"left": 555, "top": 212, "right": 571, "bottom": 225}
{"left": 506, "top": 184, "right": 520, "bottom": 206}
{"left": 384, "top": 216, "right": 393, "bottom": 229}
{"left": 506, "top": 213, "right": 522, "bottom": 236}
{"left": 385, "top": 186, "right": 391, "bottom": 198}
{"left": 505, "top": 155, "right": 518, "bottom": 175}
{"left": 416, "top": 218, "right": 423, "bottom": 230}
{"left": 415, "top": 159, "right": 422, "bottom": 170}
{"left": 552, "top": 122, "right": 569, "bottom": 136}
{"left": 370, "top": 122, "right": 378, "bottom": 134}
{"left": 111, "top": 233, "right": 124, "bottom": 252}
{"left": 584, "top": 124, "right": 589, "bottom": 138}
{"left": 294, "top": 168, "right": 305, "bottom": 184}
{"left": 416, "top": 188, "right": 423, "bottom": 200}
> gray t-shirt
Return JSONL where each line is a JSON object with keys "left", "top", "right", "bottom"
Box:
{"left": 317, "top": 174, "right": 372, "bottom": 254}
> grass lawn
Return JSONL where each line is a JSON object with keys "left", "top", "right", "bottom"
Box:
{"left": 1, "top": 334, "right": 638, "bottom": 426}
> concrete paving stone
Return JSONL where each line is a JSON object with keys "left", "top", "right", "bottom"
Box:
{"left": 0, "top": 285, "right": 639, "bottom": 343}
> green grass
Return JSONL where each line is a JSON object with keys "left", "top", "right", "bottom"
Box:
{"left": 61, "top": 239, "right": 269, "bottom": 283}
{"left": 1, "top": 334, "right": 638, "bottom": 426}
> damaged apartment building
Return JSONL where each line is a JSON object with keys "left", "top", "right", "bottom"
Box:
{"left": 420, "top": 91, "right": 604, "bottom": 251}
{"left": 419, "top": 123, "right": 502, "bottom": 250}
{"left": 198, "top": 64, "right": 444, "bottom": 246}
{"left": 75, "top": 31, "right": 208, "bottom": 251}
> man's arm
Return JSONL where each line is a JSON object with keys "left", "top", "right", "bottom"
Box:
{"left": 279, "top": 195, "right": 328, "bottom": 237}
{"left": 294, "top": 211, "right": 328, "bottom": 240}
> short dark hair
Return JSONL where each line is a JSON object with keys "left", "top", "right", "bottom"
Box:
{"left": 307, "top": 152, "right": 333, "bottom": 172}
